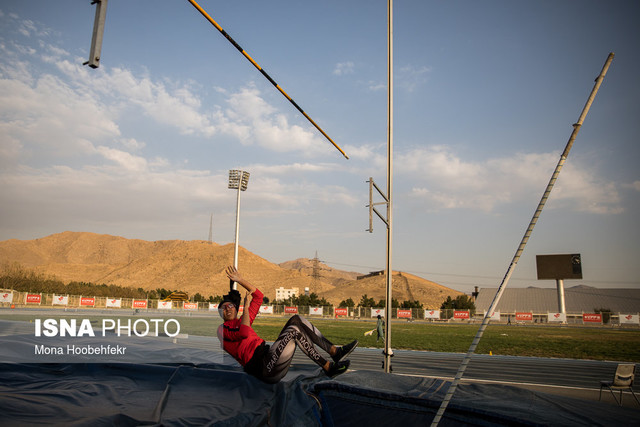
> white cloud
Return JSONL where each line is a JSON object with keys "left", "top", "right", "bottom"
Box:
{"left": 224, "top": 85, "right": 332, "bottom": 156}
{"left": 333, "top": 61, "right": 355, "bottom": 76}
{"left": 96, "top": 146, "right": 148, "bottom": 172}
{"left": 367, "top": 80, "right": 386, "bottom": 92}
{"left": 398, "top": 146, "right": 623, "bottom": 214}
{"left": 397, "top": 64, "right": 431, "bottom": 92}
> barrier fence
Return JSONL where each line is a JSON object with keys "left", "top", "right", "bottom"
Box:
{"left": 1, "top": 290, "right": 638, "bottom": 326}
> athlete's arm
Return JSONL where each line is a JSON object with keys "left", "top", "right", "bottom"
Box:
{"left": 225, "top": 266, "right": 256, "bottom": 294}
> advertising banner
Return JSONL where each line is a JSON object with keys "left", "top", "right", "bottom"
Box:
{"left": 80, "top": 297, "right": 95, "bottom": 307}
{"left": 334, "top": 308, "right": 348, "bottom": 316}
{"left": 53, "top": 295, "right": 68, "bottom": 305}
{"left": 582, "top": 313, "right": 602, "bottom": 323}
{"left": 309, "top": 307, "right": 323, "bottom": 316}
{"left": 424, "top": 309, "right": 440, "bottom": 319}
{"left": 259, "top": 305, "right": 273, "bottom": 314}
{"left": 285, "top": 306, "right": 298, "bottom": 314}
{"left": 516, "top": 312, "right": 533, "bottom": 321}
{"left": 1, "top": 292, "right": 13, "bottom": 303}
{"left": 548, "top": 312, "right": 566, "bottom": 322}
{"left": 486, "top": 311, "right": 501, "bottom": 321}
{"left": 620, "top": 313, "right": 639, "bottom": 324}
{"left": 209, "top": 303, "right": 219, "bottom": 311}
{"left": 371, "top": 308, "right": 385, "bottom": 318}
{"left": 183, "top": 302, "right": 198, "bottom": 310}
{"left": 158, "top": 301, "right": 172, "bottom": 309}
{"left": 397, "top": 309, "right": 412, "bottom": 319}
{"left": 105, "top": 298, "right": 121, "bottom": 308}
{"left": 132, "top": 300, "right": 148, "bottom": 309}
{"left": 26, "top": 294, "right": 41, "bottom": 304}
{"left": 453, "top": 310, "right": 470, "bottom": 320}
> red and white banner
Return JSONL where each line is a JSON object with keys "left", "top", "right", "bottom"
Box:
{"left": 80, "top": 297, "right": 95, "bottom": 307}
{"left": 548, "top": 312, "right": 566, "bottom": 322}
{"left": 132, "top": 300, "right": 148, "bottom": 309}
{"left": 26, "top": 294, "right": 41, "bottom": 304}
{"left": 1, "top": 292, "right": 14, "bottom": 303}
{"left": 371, "top": 308, "right": 385, "bottom": 318}
{"left": 309, "top": 306, "right": 323, "bottom": 316}
{"left": 106, "top": 298, "right": 121, "bottom": 308}
{"left": 209, "top": 303, "right": 219, "bottom": 311}
{"left": 397, "top": 309, "right": 412, "bottom": 319}
{"left": 583, "top": 313, "right": 602, "bottom": 323}
{"left": 620, "top": 313, "right": 639, "bottom": 324}
{"left": 259, "top": 305, "right": 273, "bottom": 314}
{"left": 424, "top": 309, "right": 440, "bottom": 319}
{"left": 158, "top": 301, "right": 172, "bottom": 309}
{"left": 52, "top": 295, "right": 68, "bottom": 305}
{"left": 183, "top": 302, "right": 198, "bottom": 310}
{"left": 486, "top": 311, "right": 501, "bottom": 321}
{"left": 285, "top": 306, "right": 298, "bottom": 314}
{"left": 453, "top": 310, "right": 470, "bottom": 319}
{"left": 516, "top": 312, "right": 533, "bottom": 321}
{"left": 334, "top": 307, "right": 348, "bottom": 316}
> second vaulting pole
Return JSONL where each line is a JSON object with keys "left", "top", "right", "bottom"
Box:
{"left": 430, "top": 52, "right": 614, "bottom": 426}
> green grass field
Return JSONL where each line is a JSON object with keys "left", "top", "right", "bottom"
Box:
{"left": 3, "top": 313, "right": 639, "bottom": 362}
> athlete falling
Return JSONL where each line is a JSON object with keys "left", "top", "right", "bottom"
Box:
{"left": 217, "top": 266, "right": 357, "bottom": 383}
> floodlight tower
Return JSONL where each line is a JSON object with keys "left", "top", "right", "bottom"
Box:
{"left": 228, "top": 170, "right": 250, "bottom": 290}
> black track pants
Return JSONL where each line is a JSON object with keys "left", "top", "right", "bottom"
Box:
{"left": 255, "top": 315, "right": 334, "bottom": 383}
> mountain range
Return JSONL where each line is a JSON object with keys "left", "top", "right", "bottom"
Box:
{"left": 0, "top": 231, "right": 463, "bottom": 307}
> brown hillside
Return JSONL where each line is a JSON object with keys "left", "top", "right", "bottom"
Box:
{"left": 321, "top": 271, "right": 463, "bottom": 309}
{"left": 278, "top": 258, "right": 360, "bottom": 285}
{"left": 0, "top": 232, "right": 462, "bottom": 306}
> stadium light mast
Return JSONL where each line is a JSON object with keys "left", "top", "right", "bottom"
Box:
{"left": 228, "top": 170, "right": 250, "bottom": 290}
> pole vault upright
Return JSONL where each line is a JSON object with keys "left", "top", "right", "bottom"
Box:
{"left": 430, "top": 52, "right": 614, "bottom": 426}
{"left": 383, "top": 0, "right": 394, "bottom": 374}
{"left": 366, "top": 0, "right": 393, "bottom": 373}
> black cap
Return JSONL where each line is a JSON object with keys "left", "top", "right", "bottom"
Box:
{"left": 219, "top": 289, "right": 241, "bottom": 318}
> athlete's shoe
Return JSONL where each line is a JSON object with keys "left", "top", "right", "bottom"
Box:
{"left": 326, "top": 359, "right": 350, "bottom": 378}
{"left": 332, "top": 340, "right": 358, "bottom": 363}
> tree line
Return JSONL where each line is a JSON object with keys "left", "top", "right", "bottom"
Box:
{"left": 0, "top": 263, "right": 147, "bottom": 298}
{"left": 337, "top": 293, "right": 475, "bottom": 311}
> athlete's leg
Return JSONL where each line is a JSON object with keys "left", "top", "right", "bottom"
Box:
{"left": 284, "top": 315, "right": 335, "bottom": 354}
{"left": 284, "top": 315, "right": 358, "bottom": 363}
{"left": 258, "top": 315, "right": 355, "bottom": 382}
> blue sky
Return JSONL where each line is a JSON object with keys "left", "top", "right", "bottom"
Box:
{"left": 1, "top": 1, "right": 638, "bottom": 293}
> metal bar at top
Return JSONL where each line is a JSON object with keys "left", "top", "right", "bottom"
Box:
{"left": 85, "top": 0, "right": 108, "bottom": 68}
{"left": 186, "top": 0, "right": 349, "bottom": 160}
{"left": 430, "top": 52, "right": 614, "bottom": 426}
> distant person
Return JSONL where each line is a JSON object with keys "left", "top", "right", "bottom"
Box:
{"left": 218, "top": 266, "right": 358, "bottom": 384}
{"left": 376, "top": 314, "right": 385, "bottom": 342}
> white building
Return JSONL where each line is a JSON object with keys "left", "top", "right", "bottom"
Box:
{"left": 275, "top": 287, "right": 299, "bottom": 301}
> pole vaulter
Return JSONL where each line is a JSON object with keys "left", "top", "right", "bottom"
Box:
{"left": 430, "top": 52, "right": 614, "bottom": 426}
{"left": 186, "top": 0, "right": 349, "bottom": 160}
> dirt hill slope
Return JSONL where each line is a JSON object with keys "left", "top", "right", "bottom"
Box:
{"left": 0, "top": 232, "right": 462, "bottom": 306}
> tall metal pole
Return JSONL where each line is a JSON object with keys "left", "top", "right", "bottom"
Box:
{"left": 232, "top": 182, "right": 242, "bottom": 290}
{"left": 430, "top": 52, "right": 614, "bottom": 426}
{"left": 556, "top": 279, "right": 566, "bottom": 314}
{"left": 383, "top": 0, "right": 394, "bottom": 374}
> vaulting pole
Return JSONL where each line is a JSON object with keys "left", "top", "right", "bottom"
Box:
{"left": 186, "top": 0, "right": 349, "bottom": 160}
{"left": 430, "top": 52, "right": 614, "bottom": 426}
